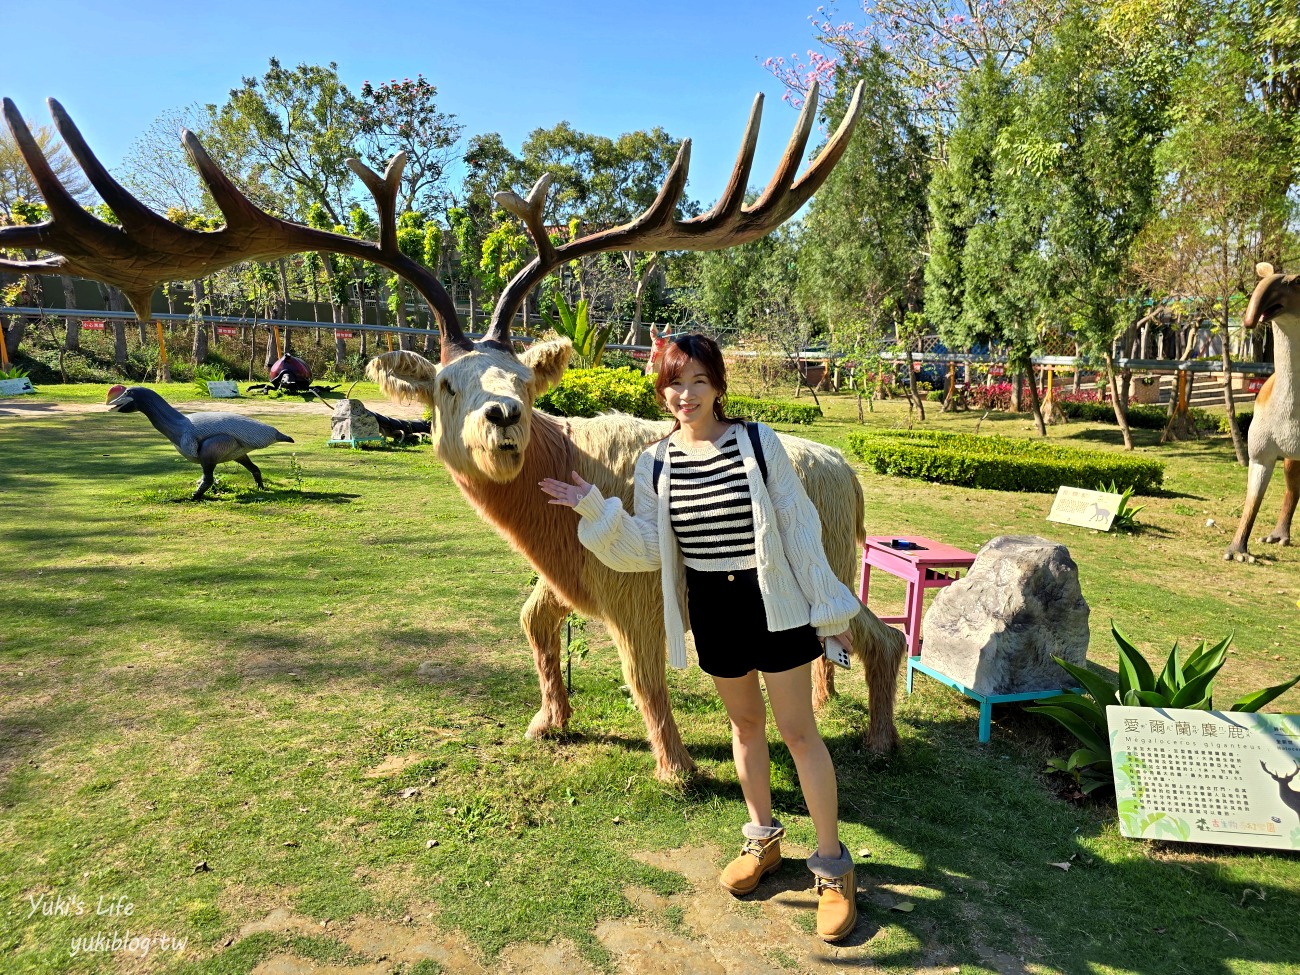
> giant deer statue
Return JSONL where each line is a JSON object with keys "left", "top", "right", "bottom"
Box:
{"left": 1226, "top": 263, "right": 1300, "bottom": 563}
{"left": 0, "top": 89, "right": 905, "bottom": 780}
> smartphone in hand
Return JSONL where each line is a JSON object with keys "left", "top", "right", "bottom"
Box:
{"left": 824, "top": 636, "right": 851, "bottom": 669}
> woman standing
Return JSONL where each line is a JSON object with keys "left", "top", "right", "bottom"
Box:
{"left": 539, "top": 334, "right": 861, "bottom": 942}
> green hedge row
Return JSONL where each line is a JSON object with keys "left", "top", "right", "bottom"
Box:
{"left": 1220, "top": 412, "right": 1253, "bottom": 439}
{"left": 535, "top": 368, "right": 822, "bottom": 425}
{"left": 536, "top": 368, "right": 662, "bottom": 419}
{"left": 844, "top": 429, "right": 1165, "bottom": 494}
{"left": 727, "top": 394, "right": 822, "bottom": 425}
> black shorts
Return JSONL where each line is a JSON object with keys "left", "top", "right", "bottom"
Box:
{"left": 685, "top": 566, "right": 823, "bottom": 679}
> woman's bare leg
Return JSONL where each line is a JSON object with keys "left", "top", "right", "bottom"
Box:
{"left": 763, "top": 661, "right": 841, "bottom": 858}
{"left": 712, "top": 671, "right": 773, "bottom": 827}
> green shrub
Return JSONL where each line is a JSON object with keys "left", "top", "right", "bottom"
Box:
{"left": 844, "top": 429, "right": 1165, "bottom": 494}
{"left": 1220, "top": 412, "right": 1252, "bottom": 439}
{"left": 727, "top": 394, "right": 821, "bottom": 425}
{"left": 926, "top": 389, "right": 945, "bottom": 402}
{"left": 1027, "top": 624, "right": 1300, "bottom": 794}
{"left": 1058, "top": 400, "right": 1165, "bottom": 429}
{"left": 192, "top": 363, "right": 229, "bottom": 397}
{"left": 536, "top": 367, "right": 662, "bottom": 419}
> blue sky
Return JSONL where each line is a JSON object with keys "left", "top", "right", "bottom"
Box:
{"left": 3, "top": 0, "right": 834, "bottom": 209}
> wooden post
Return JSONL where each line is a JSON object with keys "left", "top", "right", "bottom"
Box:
{"left": 0, "top": 322, "right": 10, "bottom": 369}
{"left": 272, "top": 325, "right": 283, "bottom": 361}
{"left": 387, "top": 331, "right": 394, "bottom": 352}
{"left": 153, "top": 319, "right": 170, "bottom": 382}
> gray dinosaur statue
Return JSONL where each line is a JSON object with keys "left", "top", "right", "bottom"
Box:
{"left": 106, "top": 385, "right": 294, "bottom": 500}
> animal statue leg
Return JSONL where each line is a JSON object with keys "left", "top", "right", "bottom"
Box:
{"left": 520, "top": 581, "right": 573, "bottom": 739}
{"left": 193, "top": 435, "right": 242, "bottom": 500}
{"left": 236, "top": 456, "right": 265, "bottom": 489}
{"left": 854, "top": 606, "right": 905, "bottom": 752}
{"left": 603, "top": 607, "right": 695, "bottom": 781}
{"left": 1263, "top": 458, "right": 1299, "bottom": 546}
{"left": 1226, "top": 458, "right": 1277, "bottom": 562}
{"left": 193, "top": 465, "right": 217, "bottom": 501}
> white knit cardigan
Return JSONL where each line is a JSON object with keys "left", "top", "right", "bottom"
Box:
{"left": 572, "top": 422, "right": 862, "bottom": 669}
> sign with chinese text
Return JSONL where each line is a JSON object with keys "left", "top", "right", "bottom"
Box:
{"left": 1108, "top": 706, "right": 1300, "bottom": 851}
{"left": 1245, "top": 377, "right": 1266, "bottom": 394}
{"left": 335, "top": 330, "right": 353, "bottom": 340}
{"left": 81, "top": 319, "right": 105, "bottom": 331}
{"left": 1047, "top": 486, "right": 1123, "bottom": 531}
{"left": 216, "top": 326, "right": 239, "bottom": 337}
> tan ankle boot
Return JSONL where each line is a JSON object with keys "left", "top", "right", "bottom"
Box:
{"left": 809, "top": 843, "right": 857, "bottom": 942}
{"left": 719, "top": 821, "right": 784, "bottom": 895}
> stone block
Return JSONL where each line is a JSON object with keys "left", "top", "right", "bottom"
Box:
{"left": 921, "top": 535, "right": 1089, "bottom": 695}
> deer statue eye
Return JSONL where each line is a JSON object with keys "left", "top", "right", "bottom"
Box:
{"left": 441, "top": 379, "right": 456, "bottom": 397}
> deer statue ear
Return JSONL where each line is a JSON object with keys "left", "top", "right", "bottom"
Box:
{"left": 367, "top": 351, "right": 440, "bottom": 412}
{"left": 1257, "top": 262, "right": 1276, "bottom": 278}
{"left": 521, "top": 338, "right": 572, "bottom": 396}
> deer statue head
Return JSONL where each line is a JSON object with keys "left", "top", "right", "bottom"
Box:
{"left": 0, "top": 84, "right": 863, "bottom": 486}
{"left": 1244, "top": 263, "right": 1300, "bottom": 332}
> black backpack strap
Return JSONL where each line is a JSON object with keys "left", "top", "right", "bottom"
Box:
{"left": 651, "top": 438, "right": 670, "bottom": 494}
{"left": 746, "top": 422, "right": 768, "bottom": 482}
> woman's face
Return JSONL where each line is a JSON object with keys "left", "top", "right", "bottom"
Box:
{"left": 662, "top": 358, "right": 718, "bottom": 426}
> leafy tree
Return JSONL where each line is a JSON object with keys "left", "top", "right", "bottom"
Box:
{"left": 0, "top": 124, "right": 91, "bottom": 218}
{"left": 358, "top": 74, "right": 463, "bottom": 213}
{"left": 1013, "top": 9, "right": 1175, "bottom": 449}
{"left": 927, "top": 60, "right": 1050, "bottom": 432}
{"left": 206, "top": 58, "right": 361, "bottom": 223}
{"left": 798, "top": 46, "right": 929, "bottom": 397}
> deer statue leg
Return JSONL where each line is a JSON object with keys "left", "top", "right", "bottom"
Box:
{"left": 854, "top": 606, "right": 905, "bottom": 752}
{"left": 1226, "top": 458, "right": 1277, "bottom": 562}
{"left": 520, "top": 580, "right": 573, "bottom": 739}
{"left": 1263, "top": 457, "right": 1299, "bottom": 546}
{"left": 603, "top": 583, "right": 695, "bottom": 781}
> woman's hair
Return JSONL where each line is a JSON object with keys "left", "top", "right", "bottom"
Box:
{"left": 654, "top": 333, "right": 745, "bottom": 430}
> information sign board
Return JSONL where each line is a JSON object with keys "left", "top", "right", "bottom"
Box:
{"left": 81, "top": 319, "right": 105, "bottom": 331}
{"left": 1046, "top": 486, "right": 1123, "bottom": 531}
{"left": 336, "top": 330, "right": 354, "bottom": 339}
{"left": 1108, "top": 706, "right": 1300, "bottom": 850}
{"left": 0, "top": 377, "right": 35, "bottom": 396}
{"left": 216, "top": 326, "right": 239, "bottom": 337}
{"left": 206, "top": 380, "right": 240, "bottom": 398}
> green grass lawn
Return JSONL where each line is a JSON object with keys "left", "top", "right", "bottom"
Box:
{"left": 1, "top": 387, "right": 1297, "bottom": 975}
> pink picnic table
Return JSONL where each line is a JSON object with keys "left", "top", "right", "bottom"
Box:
{"left": 858, "top": 535, "right": 978, "bottom": 659}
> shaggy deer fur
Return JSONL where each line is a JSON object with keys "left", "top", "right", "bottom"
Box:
{"left": 369, "top": 339, "right": 904, "bottom": 780}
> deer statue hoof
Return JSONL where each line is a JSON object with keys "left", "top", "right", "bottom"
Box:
{"left": 1262, "top": 533, "right": 1291, "bottom": 546}
{"left": 1224, "top": 548, "right": 1257, "bottom": 563}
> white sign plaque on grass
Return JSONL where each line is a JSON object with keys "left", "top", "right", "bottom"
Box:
{"left": 1107, "top": 706, "right": 1300, "bottom": 851}
{"left": 0, "top": 377, "right": 35, "bottom": 396}
{"left": 206, "top": 380, "right": 240, "bottom": 398}
{"left": 1047, "top": 486, "right": 1123, "bottom": 531}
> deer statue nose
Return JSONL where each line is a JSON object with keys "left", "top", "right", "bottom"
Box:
{"left": 484, "top": 402, "right": 522, "bottom": 428}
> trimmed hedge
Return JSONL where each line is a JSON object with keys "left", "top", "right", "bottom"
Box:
{"left": 844, "top": 429, "right": 1165, "bottom": 494}
{"left": 1058, "top": 400, "right": 1167, "bottom": 429}
{"left": 535, "top": 369, "right": 822, "bottom": 425}
{"left": 728, "top": 394, "right": 822, "bottom": 425}
{"left": 1220, "top": 412, "right": 1253, "bottom": 439}
{"left": 536, "top": 367, "right": 662, "bottom": 419}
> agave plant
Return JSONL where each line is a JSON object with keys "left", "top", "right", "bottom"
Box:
{"left": 1097, "top": 480, "right": 1144, "bottom": 531}
{"left": 1028, "top": 624, "right": 1300, "bottom": 794}
{"left": 539, "top": 295, "right": 610, "bottom": 368}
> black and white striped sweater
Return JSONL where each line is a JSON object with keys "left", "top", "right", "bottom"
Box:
{"left": 667, "top": 427, "right": 757, "bottom": 571}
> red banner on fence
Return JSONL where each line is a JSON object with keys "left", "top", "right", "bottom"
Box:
{"left": 216, "top": 326, "right": 239, "bottom": 337}
{"left": 81, "top": 319, "right": 105, "bottom": 331}
{"left": 989, "top": 364, "right": 1006, "bottom": 377}
{"left": 1246, "top": 377, "right": 1265, "bottom": 393}
{"left": 335, "top": 330, "right": 354, "bottom": 339}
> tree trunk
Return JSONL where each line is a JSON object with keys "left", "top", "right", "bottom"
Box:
{"left": 905, "top": 348, "right": 925, "bottom": 421}
{"left": 2, "top": 314, "right": 26, "bottom": 362}
{"left": 1024, "top": 364, "right": 1047, "bottom": 436}
{"left": 1161, "top": 324, "right": 1200, "bottom": 442}
{"left": 1220, "top": 305, "right": 1247, "bottom": 465}
{"left": 191, "top": 279, "right": 208, "bottom": 365}
{"left": 392, "top": 281, "right": 414, "bottom": 352}
{"left": 105, "top": 287, "right": 129, "bottom": 369}
{"left": 1011, "top": 369, "right": 1023, "bottom": 412}
{"left": 61, "top": 276, "right": 80, "bottom": 352}
{"left": 1103, "top": 352, "right": 1134, "bottom": 450}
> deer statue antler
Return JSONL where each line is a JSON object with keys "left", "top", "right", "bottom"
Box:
{"left": 485, "top": 81, "right": 865, "bottom": 347}
{"left": 0, "top": 97, "right": 472, "bottom": 360}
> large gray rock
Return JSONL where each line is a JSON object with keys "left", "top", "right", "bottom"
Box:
{"left": 921, "top": 535, "right": 1089, "bottom": 695}
{"left": 331, "top": 399, "right": 382, "bottom": 442}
